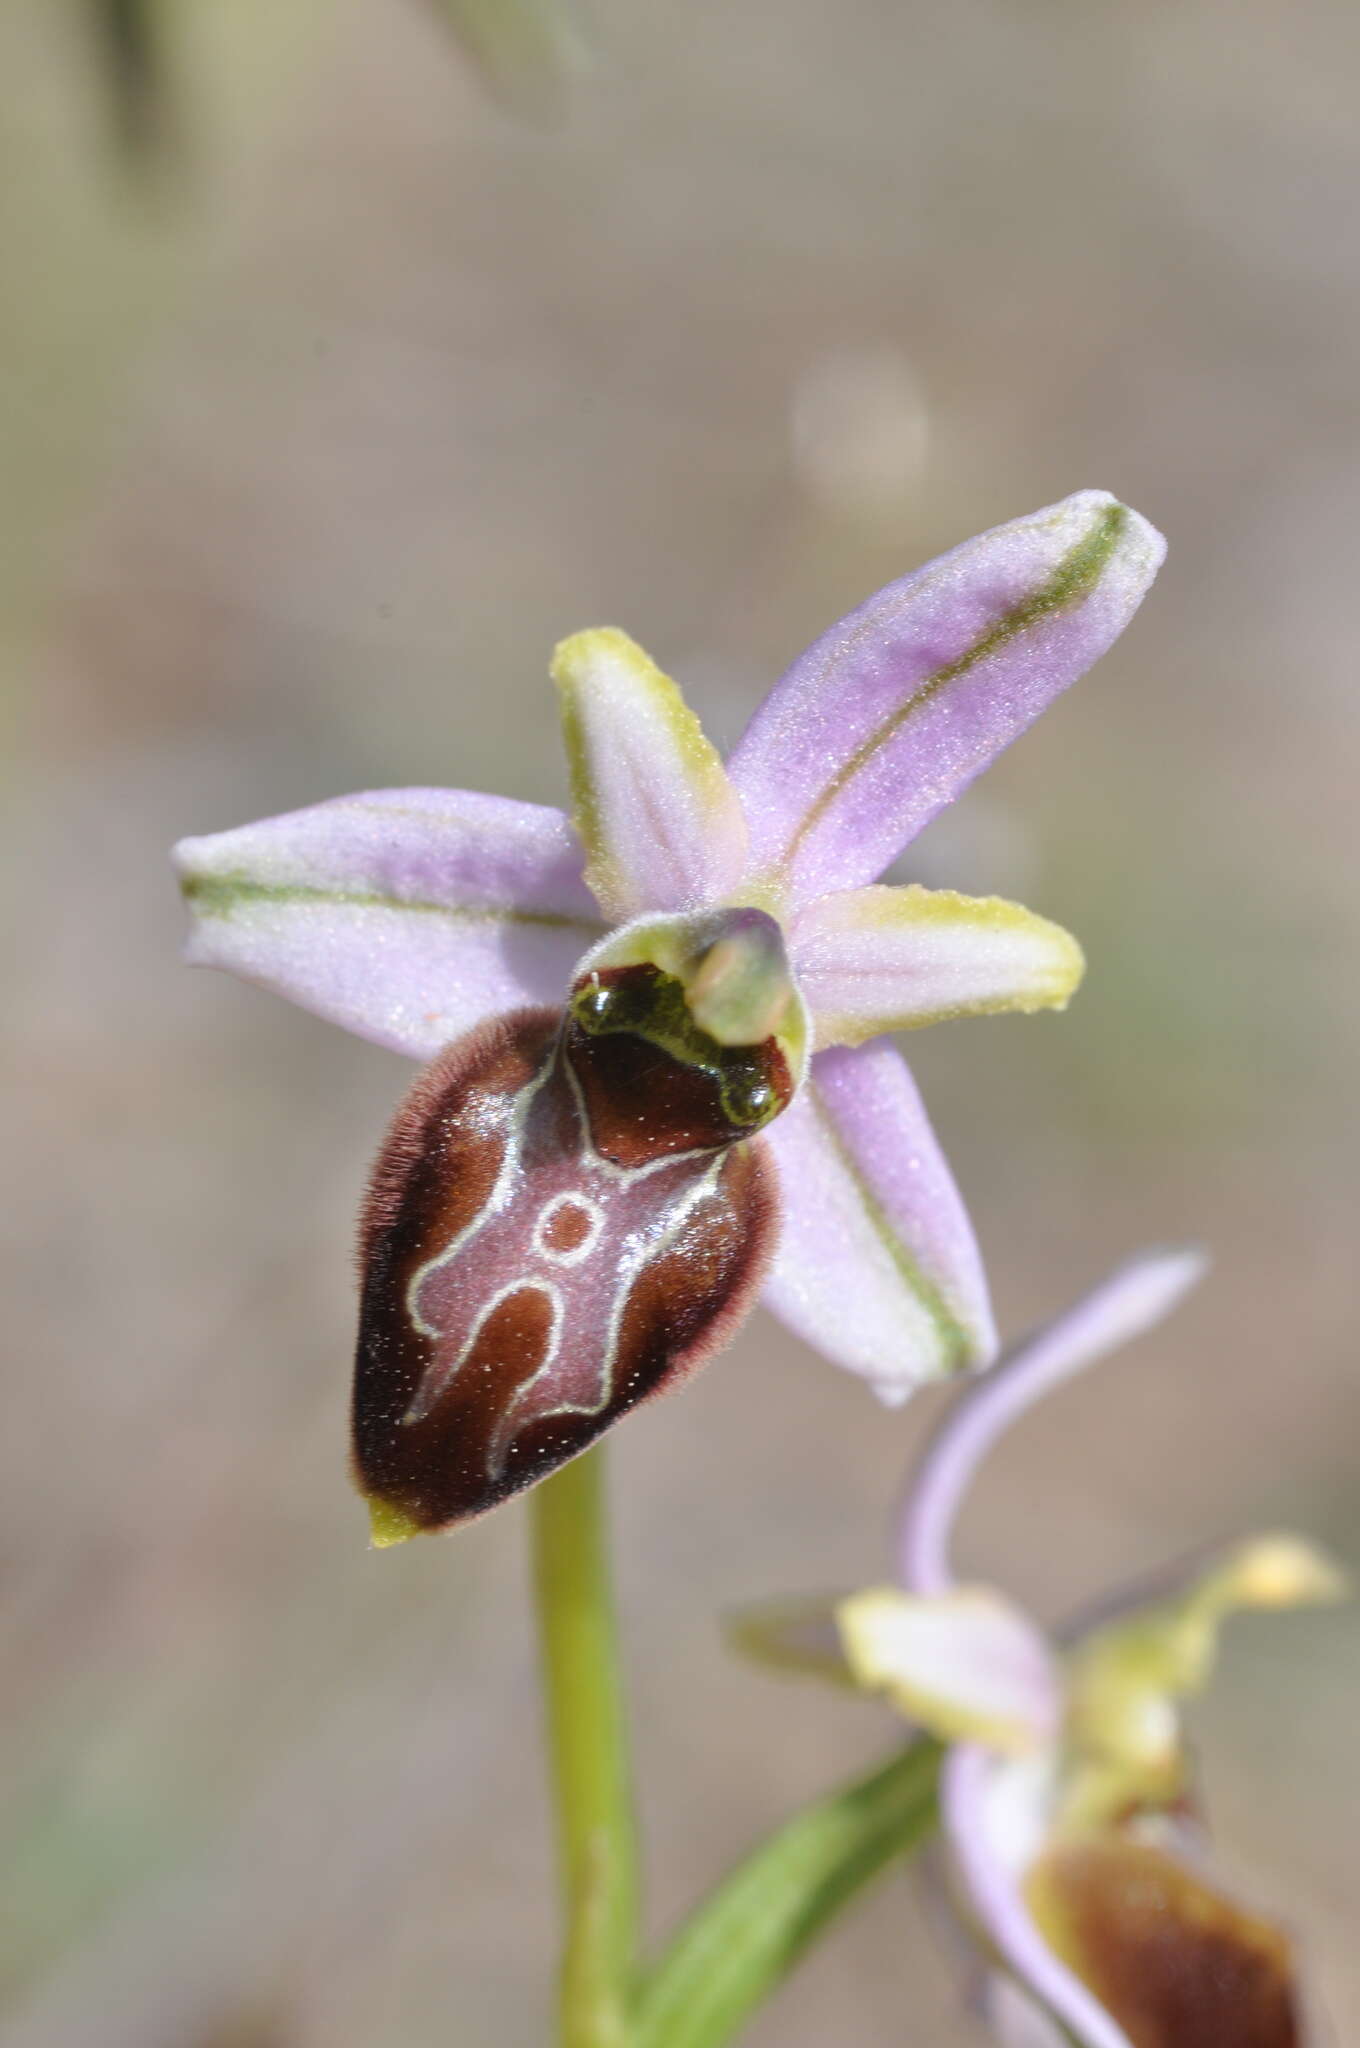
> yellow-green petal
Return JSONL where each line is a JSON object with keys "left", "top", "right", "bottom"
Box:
{"left": 790, "top": 883, "right": 1085, "bottom": 1050}
{"left": 838, "top": 1585, "right": 1060, "bottom": 1753}
{"left": 552, "top": 627, "right": 748, "bottom": 922}
{"left": 1060, "top": 1532, "right": 1346, "bottom": 1827}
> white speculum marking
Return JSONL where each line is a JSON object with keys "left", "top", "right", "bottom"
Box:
{"left": 400, "top": 1037, "right": 724, "bottom": 1480}
{"left": 533, "top": 1190, "right": 606, "bottom": 1267}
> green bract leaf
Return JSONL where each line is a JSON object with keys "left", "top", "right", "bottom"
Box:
{"left": 724, "top": 1594, "right": 858, "bottom": 1687}
{"left": 633, "top": 1743, "right": 940, "bottom": 2048}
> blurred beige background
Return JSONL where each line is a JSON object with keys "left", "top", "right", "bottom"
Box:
{"left": 2, "top": 1, "right": 1357, "bottom": 2042}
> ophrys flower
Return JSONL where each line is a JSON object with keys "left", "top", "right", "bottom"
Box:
{"left": 839, "top": 1253, "right": 1346, "bottom": 2048}
{"left": 175, "top": 492, "right": 1163, "bottom": 1536}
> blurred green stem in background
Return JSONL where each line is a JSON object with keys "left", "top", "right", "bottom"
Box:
{"left": 532, "top": 1447, "right": 641, "bottom": 2048}
{"left": 90, "top": 0, "right": 168, "bottom": 160}
{"left": 425, "top": 0, "right": 588, "bottom": 121}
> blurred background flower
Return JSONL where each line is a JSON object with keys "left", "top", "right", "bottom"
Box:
{"left": 1, "top": 2, "right": 1357, "bottom": 2043}
{"left": 841, "top": 1249, "right": 1345, "bottom": 2047}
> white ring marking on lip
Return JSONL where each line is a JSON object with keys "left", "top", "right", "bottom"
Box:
{"left": 533, "top": 1190, "right": 606, "bottom": 1268}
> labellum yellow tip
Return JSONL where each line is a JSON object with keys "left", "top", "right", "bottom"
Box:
{"left": 368, "top": 1497, "right": 423, "bottom": 1549}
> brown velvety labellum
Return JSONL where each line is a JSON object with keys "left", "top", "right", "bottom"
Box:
{"left": 1026, "top": 1836, "right": 1300, "bottom": 2048}
{"left": 354, "top": 1006, "right": 777, "bottom": 1533}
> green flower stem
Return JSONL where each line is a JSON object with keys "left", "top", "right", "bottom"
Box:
{"left": 532, "top": 1446, "right": 640, "bottom": 2048}
{"left": 633, "top": 1741, "right": 942, "bottom": 2048}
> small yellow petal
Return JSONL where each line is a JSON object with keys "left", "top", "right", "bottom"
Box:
{"left": 1061, "top": 1530, "right": 1347, "bottom": 1828}
{"left": 1206, "top": 1533, "right": 1349, "bottom": 1613}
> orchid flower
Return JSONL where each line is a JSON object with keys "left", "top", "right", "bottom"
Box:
{"left": 836, "top": 1253, "right": 1347, "bottom": 2048}
{"left": 174, "top": 492, "right": 1163, "bottom": 1536}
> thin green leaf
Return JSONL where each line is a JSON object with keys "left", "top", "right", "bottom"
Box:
{"left": 634, "top": 1742, "right": 941, "bottom": 2048}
